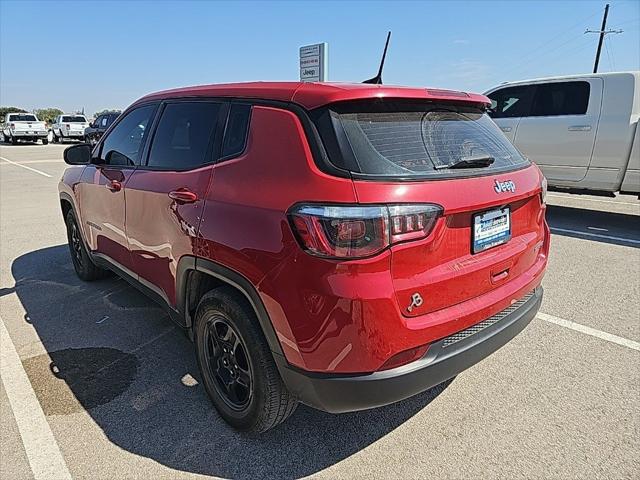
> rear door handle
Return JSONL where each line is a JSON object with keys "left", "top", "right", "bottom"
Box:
{"left": 499, "top": 126, "right": 513, "bottom": 132}
{"left": 168, "top": 189, "right": 198, "bottom": 203}
{"left": 568, "top": 125, "right": 592, "bottom": 131}
{"left": 107, "top": 180, "right": 121, "bottom": 192}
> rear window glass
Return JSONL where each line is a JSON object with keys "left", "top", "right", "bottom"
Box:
{"left": 321, "top": 103, "right": 529, "bottom": 178}
{"left": 62, "top": 116, "right": 87, "bottom": 122}
{"left": 9, "top": 114, "right": 38, "bottom": 122}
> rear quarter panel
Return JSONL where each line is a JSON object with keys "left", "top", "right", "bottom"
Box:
{"left": 198, "top": 105, "right": 358, "bottom": 367}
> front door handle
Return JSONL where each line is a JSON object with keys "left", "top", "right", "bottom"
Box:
{"left": 107, "top": 180, "right": 122, "bottom": 192}
{"left": 568, "top": 125, "right": 592, "bottom": 131}
{"left": 168, "top": 189, "right": 198, "bottom": 203}
{"left": 499, "top": 126, "right": 512, "bottom": 132}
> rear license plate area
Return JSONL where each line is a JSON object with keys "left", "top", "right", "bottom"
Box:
{"left": 472, "top": 207, "right": 511, "bottom": 253}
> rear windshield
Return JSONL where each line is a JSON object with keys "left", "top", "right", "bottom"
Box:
{"left": 62, "top": 116, "right": 87, "bottom": 122}
{"left": 9, "top": 114, "right": 38, "bottom": 122}
{"left": 314, "top": 101, "right": 529, "bottom": 179}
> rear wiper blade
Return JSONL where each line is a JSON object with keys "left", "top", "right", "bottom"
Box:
{"left": 436, "top": 155, "right": 495, "bottom": 170}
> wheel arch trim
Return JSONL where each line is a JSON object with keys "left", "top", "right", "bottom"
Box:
{"left": 177, "top": 256, "right": 284, "bottom": 357}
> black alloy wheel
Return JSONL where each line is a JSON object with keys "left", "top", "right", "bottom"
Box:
{"left": 202, "top": 314, "right": 253, "bottom": 410}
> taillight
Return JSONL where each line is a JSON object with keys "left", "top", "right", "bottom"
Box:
{"left": 289, "top": 203, "right": 442, "bottom": 259}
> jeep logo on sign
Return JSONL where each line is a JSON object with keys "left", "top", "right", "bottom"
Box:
{"left": 494, "top": 180, "right": 516, "bottom": 193}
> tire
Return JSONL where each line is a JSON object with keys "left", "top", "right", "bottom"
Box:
{"left": 42, "top": 138, "right": 49, "bottom": 145}
{"left": 1, "top": 133, "right": 7, "bottom": 143}
{"left": 194, "top": 287, "right": 297, "bottom": 432}
{"left": 58, "top": 132, "right": 64, "bottom": 143}
{"left": 64, "top": 210, "right": 108, "bottom": 281}
{"left": 11, "top": 136, "right": 17, "bottom": 145}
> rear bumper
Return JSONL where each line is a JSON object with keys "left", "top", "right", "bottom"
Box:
{"left": 277, "top": 286, "right": 542, "bottom": 413}
{"left": 12, "top": 131, "right": 47, "bottom": 138}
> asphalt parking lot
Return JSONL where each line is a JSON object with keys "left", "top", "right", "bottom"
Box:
{"left": 1, "top": 143, "right": 638, "bottom": 480}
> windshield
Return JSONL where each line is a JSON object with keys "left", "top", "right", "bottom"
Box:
{"left": 62, "top": 116, "right": 87, "bottom": 123}
{"left": 9, "top": 114, "right": 38, "bottom": 122}
{"left": 314, "top": 101, "right": 529, "bottom": 179}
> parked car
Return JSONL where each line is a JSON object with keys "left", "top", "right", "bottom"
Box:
{"left": 1, "top": 113, "right": 48, "bottom": 144}
{"left": 51, "top": 114, "right": 89, "bottom": 143}
{"left": 485, "top": 71, "right": 639, "bottom": 195}
{"left": 84, "top": 112, "right": 119, "bottom": 146}
{"left": 59, "top": 82, "right": 549, "bottom": 432}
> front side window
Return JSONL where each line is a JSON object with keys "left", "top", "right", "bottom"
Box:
{"left": 99, "top": 105, "right": 155, "bottom": 166}
{"left": 530, "top": 81, "right": 590, "bottom": 116}
{"left": 487, "top": 86, "right": 535, "bottom": 118}
{"left": 316, "top": 101, "right": 529, "bottom": 178}
{"left": 147, "top": 102, "right": 221, "bottom": 170}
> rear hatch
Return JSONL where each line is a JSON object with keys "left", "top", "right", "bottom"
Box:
{"left": 311, "top": 98, "right": 546, "bottom": 315}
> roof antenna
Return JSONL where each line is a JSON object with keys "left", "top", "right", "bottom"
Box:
{"left": 363, "top": 31, "right": 391, "bottom": 84}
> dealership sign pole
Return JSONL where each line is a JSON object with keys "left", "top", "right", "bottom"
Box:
{"left": 299, "top": 43, "right": 328, "bottom": 82}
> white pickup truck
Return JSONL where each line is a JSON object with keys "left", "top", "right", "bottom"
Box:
{"left": 1, "top": 113, "right": 49, "bottom": 145}
{"left": 485, "top": 71, "right": 639, "bottom": 196}
{"left": 51, "top": 114, "right": 89, "bottom": 143}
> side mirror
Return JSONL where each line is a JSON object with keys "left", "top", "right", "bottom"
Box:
{"left": 63, "top": 144, "right": 91, "bottom": 165}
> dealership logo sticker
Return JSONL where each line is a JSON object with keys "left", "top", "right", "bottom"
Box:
{"left": 494, "top": 180, "right": 516, "bottom": 193}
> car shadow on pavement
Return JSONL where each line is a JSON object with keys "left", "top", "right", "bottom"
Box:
{"left": 546, "top": 204, "right": 640, "bottom": 248}
{"left": 11, "top": 245, "right": 450, "bottom": 479}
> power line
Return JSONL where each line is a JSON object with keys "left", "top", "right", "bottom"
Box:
{"left": 604, "top": 36, "right": 613, "bottom": 70}
{"left": 501, "top": 7, "right": 603, "bottom": 77}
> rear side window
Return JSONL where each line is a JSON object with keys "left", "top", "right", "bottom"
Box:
{"left": 221, "top": 104, "right": 251, "bottom": 158}
{"left": 318, "top": 102, "right": 529, "bottom": 178}
{"left": 147, "top": 102, "right": 221, "bottom": 170}
{"left": 487, "top": 86, "right": 535, "bottom": 118}
{"left": 530, "top": 81, "right": 590, "bottom": 116}
{"left": 99, "top": 104, "right": 155, "bottom": 166}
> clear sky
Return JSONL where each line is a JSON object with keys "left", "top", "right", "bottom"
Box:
{"left": 1, "top": 0, "right": 638, "bottom": 116}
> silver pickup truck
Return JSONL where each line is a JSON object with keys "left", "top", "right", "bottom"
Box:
{"left": 1, "top": 113, "right": 49, "bottom": 145}
{"left": 51, "top": 114, "right": 89, "bottom": 143}
{"left": 485, "top": 71, "right": 639, "bottom": 196}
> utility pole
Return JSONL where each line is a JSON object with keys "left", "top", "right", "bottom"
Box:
{"left": 585, "top": 4, "right": 623, "bottom": 73}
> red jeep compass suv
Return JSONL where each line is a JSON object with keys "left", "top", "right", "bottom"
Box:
{"left": 59, "top": 82, "right": 549, "bottom": 432}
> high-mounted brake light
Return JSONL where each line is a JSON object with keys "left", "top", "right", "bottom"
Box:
{"left": 289, "top": 204, "right": 443, "bottom": 259}
{"left": 541, "top": 176, "right": 548, "bottom": 204}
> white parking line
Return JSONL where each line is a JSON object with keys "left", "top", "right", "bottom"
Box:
{"left": 0, "top": 315, "right": 72, "bottom": 480}
{"left": 550, "top": 226, "right": 640, "bottom": 245}
{"left": 0, "top": 156, "right": 52, "bottom": 178}
{"left": 537, "top": 312, "right": 640, "bottom": 351}
{"left": 547, "top": 193, "right": 640, "bottom": 207}
{"left": 0, "top": 159, "right": 62, "bottom": 165}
